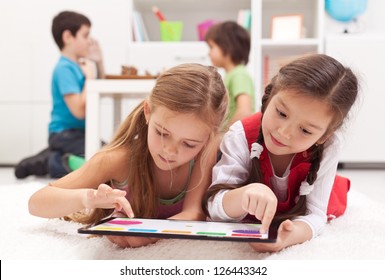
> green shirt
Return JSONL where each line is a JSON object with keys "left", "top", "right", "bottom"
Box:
{"left": 224, "top": 65, "right": 255, "bottom": 122}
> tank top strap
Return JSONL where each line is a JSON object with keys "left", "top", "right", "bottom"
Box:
{"left": 159, "top": 159, "right": 195, "bottom": 205}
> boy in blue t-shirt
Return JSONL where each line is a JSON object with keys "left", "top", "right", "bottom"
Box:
{"left": 15, "top": 11, "right": 104, "bottom": 178}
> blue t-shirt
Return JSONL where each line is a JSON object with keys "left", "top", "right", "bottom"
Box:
{"left": 49, "top": 56, "right": 85, "bottom": 134}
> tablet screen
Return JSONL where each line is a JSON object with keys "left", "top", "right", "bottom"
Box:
{"left": 78, "top": 217, "right": 277, "bottom": 243}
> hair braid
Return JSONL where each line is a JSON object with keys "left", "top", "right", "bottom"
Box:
{"left": 273, "top": 144, "right": 325, "bottom": 225}
{"left": 307, "top": 144, "right": 324, "bottom": 185}
{"left": 248, "top": 126, "right": 264, "bottom": 184}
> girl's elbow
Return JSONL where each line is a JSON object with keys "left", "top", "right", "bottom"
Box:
{"left": 28, "top": 195, "right": 38, "bottom": 216}
{"left": 28, "top": 193, "right": 45, "bottom": 217}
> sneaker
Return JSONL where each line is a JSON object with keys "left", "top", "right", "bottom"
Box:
{"left": 14, "top": 148, "right": 50, "bottom": 179}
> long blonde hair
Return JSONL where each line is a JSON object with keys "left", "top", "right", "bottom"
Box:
{"left": 84, "top": 63, "right": 228, "bottom": 223}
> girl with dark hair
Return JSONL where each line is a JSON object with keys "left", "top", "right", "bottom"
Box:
{"left": 203, "top": 54, "right": 358, "bottom": 252}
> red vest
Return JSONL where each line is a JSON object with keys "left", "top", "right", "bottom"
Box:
{"left": 241, "top": 112, "right": 349, "bottom": 220}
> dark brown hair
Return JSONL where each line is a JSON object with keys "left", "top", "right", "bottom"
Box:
{"left": 205, "top": 21, "right": 250, "bottom": 65}
{"left": 203, "top": 54, "right": 358, "bottom": 224}
{"left": 52, "top": 11, "right": 91, "bottom": 50}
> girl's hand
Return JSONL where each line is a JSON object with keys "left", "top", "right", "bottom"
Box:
{"left": 83, "top": 184, "right": 134, "bottom": 217}
{"left": 242, "top": 183, "right": 277, "bottom": 234}
{"left": 249, "top": 219, "right": 293, "bottom": 252}
{"left": 106, "top": 235, "right": 158, "bottom": 248}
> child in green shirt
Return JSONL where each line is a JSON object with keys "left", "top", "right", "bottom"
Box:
{"left": 205, "top": 21, "right": 255, "bottom": 127}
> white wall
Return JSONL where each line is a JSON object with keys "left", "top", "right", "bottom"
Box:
{"left": 0, "top": 0, "right": 131, "bottom": 164}
{"left": 325, "top": 0, "right": 385, "bottom": 34}
{"left": 324, "top": 0, "right": 385, "bottom": 164}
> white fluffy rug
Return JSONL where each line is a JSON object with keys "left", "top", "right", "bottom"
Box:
{"left": 1, "top": 181, "right": 385, "bottom": 260}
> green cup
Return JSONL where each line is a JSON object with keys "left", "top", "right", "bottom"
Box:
{"left": 160, "top": 21, "right": 183, "bottom": 41}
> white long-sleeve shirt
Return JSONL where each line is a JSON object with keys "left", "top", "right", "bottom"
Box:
{"left": 207, "top": 121, "right": 344, "bottom": 238}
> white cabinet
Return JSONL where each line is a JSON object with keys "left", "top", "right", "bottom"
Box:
{"left": 326, "top": 34, "right": 385, "bottom": 164}
{"left": 126, "top": 0, "right": 252, "bottom": 75}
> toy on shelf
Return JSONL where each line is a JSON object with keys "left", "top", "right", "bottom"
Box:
{"left": 105, "top": 66, "right": 158, "bottom": 79}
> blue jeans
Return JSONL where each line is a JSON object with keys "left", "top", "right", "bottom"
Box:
{"left": 48, "top": 129, "right": 85, "bottom": 178}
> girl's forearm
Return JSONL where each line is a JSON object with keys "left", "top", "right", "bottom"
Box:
{"left": 28, "top": 186, "right": 88, "bottom": 218}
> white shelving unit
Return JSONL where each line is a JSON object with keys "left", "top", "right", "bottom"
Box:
{"left": 126, "top": 0, "right": 324, "bottom": 109}
{"left": 126, "top": 0, "right": 252, "bottom": 75}
{"left": 255, "top": 0, "right": 324, "bottom": 108}
{"left": 130, "top": 0, "right": 251, "bottom": 42}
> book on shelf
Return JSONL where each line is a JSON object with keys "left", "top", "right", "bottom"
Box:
{"left": 132, "top": 10, "right": 149, "bottom": 42}
{"left": 237, "top": 9, "right": 251, "bottom": 31}
{"left": 263, "top": 53, "right": 314, "bottom": 87}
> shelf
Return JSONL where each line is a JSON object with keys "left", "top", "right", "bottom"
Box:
{"left": 261, "top": 0, "right": 321, "bottom": 39}
{"left": 261, "top": 38, "right": 321, "bottom": 46}
{"left": 254, "top": 0, "right": 324, "bottom": 105}
{"left": 126, "top": 0, "right": 324, "bottom": 112}
{"left": 130, "top": 41, "right": 206, "bottom": 47}
{"left": 132, "top": 0, "right": 251, "bottom": 42}
{"left": 126, "top": 41, "right": 211, "bottom": 74}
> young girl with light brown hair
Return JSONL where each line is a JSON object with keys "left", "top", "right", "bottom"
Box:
{"left": 29, "top": 63, "right": 228, "bottom": 248}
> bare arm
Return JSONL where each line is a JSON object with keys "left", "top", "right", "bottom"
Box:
{"left": 88, "top": 38, "right": 105, "bottom": 79}
{"left": 28, "top": 149, "right": 130, "bottom": 218}
{"left": 62, "top": 58, "right": 94, "bottom": 119}
{"left": 29, "top": 186, "right": 89, "bottom": 218}
{"left": 228, "top": 94, "right": 253, "bottom": 126}
{"left": 64, "top": 39, "right": 106, "bottom": 119}
{"left": 64, "top": 90, "right": 87, "bottom": 119}
{"left": 94, "top": 58, "right": 105, "bottom": 79}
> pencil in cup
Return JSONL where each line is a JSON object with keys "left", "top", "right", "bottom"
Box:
{"left": 152, "top": 6, "right": 166, "bottom": 21}
{"left": 160, "top": 21, "right": 183, "bottom": 41}
{"left": 152, "top": 6, "right": 182, "bottom": 41}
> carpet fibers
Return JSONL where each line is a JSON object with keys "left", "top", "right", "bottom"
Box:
{"left": 1, "top": 182, "right": 384, "bottom": 260}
